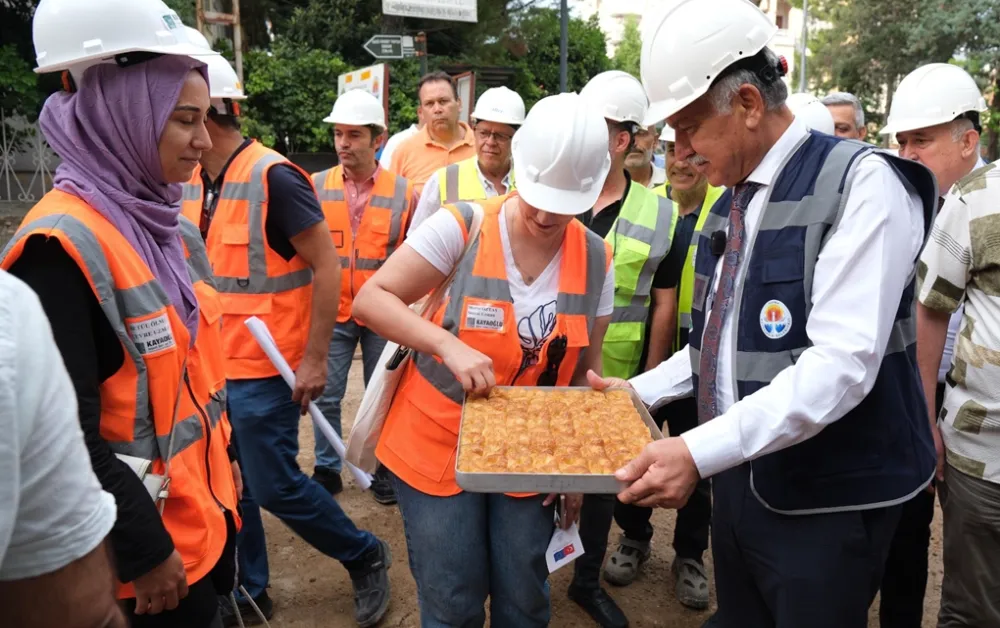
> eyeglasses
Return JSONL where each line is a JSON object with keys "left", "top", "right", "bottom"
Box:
{"left": 536, "top": 334, "right": 568, "bottom": 387}
{"left": 474, "top": 127, "right": 514, "bottom": 144}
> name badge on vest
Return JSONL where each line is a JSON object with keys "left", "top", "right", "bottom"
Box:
{"left": 462, "top": 299, "right": 507, "bottom": 333}
{"left": 128, "top": 313, "right": 177, "bottom": 356}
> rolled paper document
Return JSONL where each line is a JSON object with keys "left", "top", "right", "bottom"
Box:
{"left": 244, "top": 316, "right": 373, "bottom": 490}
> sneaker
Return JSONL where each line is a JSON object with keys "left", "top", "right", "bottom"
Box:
{"left": 370, "top": 467, "right": 397, "bottom": 506}
{"left": 672, "top": 557, "right": 709, "bottom": 610}
{"left": 351, "top": 538, "right": 393, "bottom": 627}
{"left": 568, "top": 584, "right": 629, "bottom": 628}
{"left": 313, "top": 467, "right": 344, "bottom": 496}
{"left": 219, "top": 590, "right": 274, "bottom": 627}
{"left": 603, "top": 535, "right": 651, "bottom": 586}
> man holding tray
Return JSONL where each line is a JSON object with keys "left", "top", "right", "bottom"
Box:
{"left": 590, "top": 1, "right": 938, "bottom": 627}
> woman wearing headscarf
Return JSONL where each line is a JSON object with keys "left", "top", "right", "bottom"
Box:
{"left": 352, "top": 93, "right": 615, "bottom": 627}
{"left": 1, "top": 1, "right": 240, "bottom": 626}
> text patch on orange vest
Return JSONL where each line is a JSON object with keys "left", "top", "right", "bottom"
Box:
{"left": 460, "top": 298, "right": 509, "bottom": 333}
{"left": 128, "top": 312, "right": 177, "bottom": 356}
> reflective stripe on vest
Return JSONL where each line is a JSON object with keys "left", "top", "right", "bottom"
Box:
{"left": 178, "top": 215, "right": 217, "bottom": 288}
{"left": 438, "top": 157, "right": 515, "bottom": 204}
{"left": 214, "top": 153, "right": 313, "bottom": 295}
{"left": 1, "top": 214, "right": 203, "bottom": 461}
{"left": 313, "top": 166, "right": 412, "bottom": 322}
{"left": 182, "top": 181, "right": 203, "bottom": 201}
{"left": 603, "top": 182, "right": 677, "bottom": 379}
{"left": 674, "top": 185, "right": 725, "bottom": 351}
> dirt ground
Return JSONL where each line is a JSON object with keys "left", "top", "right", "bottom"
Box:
{"left": 259, "top": 358, "right": 945, "bottom": 628}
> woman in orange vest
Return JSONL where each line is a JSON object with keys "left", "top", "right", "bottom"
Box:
{"left": 352, "top": 93, "right": 615, "bottom": 627}
{"left": 1, "top": 1, "right": 240, "bottom": 626}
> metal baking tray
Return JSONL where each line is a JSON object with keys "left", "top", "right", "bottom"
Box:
{"left": 455, "top": 386, "right": 664, "bottom": 494}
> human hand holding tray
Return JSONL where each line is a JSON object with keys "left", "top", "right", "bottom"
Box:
{"left": 456, "top": 387, "right": 663, "bottom": 494}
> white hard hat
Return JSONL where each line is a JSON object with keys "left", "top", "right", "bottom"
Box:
{"left": 659, "top": 125, "right": 675, "bottom": 142}
{"left": 640, "top": 0, "right": 777, "bottom": 125}
{"left": 471, "top": 86, "right": 526, "bottom": 126}
{"left": 184, "top": 27, "right": 245, "bottom": 103}
{"left": 880, "top": 63, "right": 987, "bottom": 136}
{"left": 511, "top": 93, "right": 611, "bottom": 215}
{"left": 324, "top": 89, "right": 386, "bottom": 130}
{"left": 786, "top": 93, "right": 834, "bottom": 135}
{"left": 33, "top": 0, "right": 219, "bottom": 81}
{"left": 580, "top": 70, "right": 648, "bottom": 125}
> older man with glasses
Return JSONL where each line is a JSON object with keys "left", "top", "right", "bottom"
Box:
{"left": 409, "top": 87, "right": 525, "bottom": 230}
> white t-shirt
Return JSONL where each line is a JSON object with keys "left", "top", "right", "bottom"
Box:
{"left": 405, "top": 203, "right": 615, "bottom": 360}
{"left": 0, "top": 271, "right": 116, "bottom": 581}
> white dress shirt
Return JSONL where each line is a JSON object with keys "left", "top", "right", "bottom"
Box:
{"left": 408, "top": 159, "right": 512, "bottom": 232}
{"left": 379, "top": 124, "right": 420, "bottom": 170}
{"left": 631, "top": 119, "right": 926, "bottom": 479}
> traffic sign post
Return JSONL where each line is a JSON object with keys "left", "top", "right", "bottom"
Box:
{"left": 363, "top": 35, "right": 416, "bottom": 60}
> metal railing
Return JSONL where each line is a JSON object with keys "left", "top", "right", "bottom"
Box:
{"left": 0, "top": 108, "right": 56, "bottom": 203}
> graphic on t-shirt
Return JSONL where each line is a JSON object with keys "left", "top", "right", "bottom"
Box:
{"left": 511, "top": 300, "right": 557, "bottom": 384}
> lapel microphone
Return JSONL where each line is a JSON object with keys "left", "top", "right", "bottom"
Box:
{"left": 710, "top": 230, "right": 727, "bottom": 256}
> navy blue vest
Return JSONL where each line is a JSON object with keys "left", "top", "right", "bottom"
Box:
{"left": 689, "top": 132, "right": 938, "bottom": 513}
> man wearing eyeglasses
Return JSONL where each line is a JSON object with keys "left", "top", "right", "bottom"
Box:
{"left": 409, "top": 87, "right": 526, "bottom": 231}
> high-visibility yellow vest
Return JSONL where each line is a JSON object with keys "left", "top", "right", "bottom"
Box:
{"left": 653, "top": 182, "right": 670, "bottom": 198}
{"left": 675, "top": 185, "right": 725, "bottom": 352}
{"left": 603, "top": 181, "right": 677, "bottom": 379}
{"left": 436, "top": 156, "right": 514, "bottom": 203}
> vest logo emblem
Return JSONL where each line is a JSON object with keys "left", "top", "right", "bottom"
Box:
{"left": 760, "top": 300, "right": 792, "bottom": 339}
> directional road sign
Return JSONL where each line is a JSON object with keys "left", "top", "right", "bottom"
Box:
{"left": 363, "top": 35, "right": 416, "bottom": 60}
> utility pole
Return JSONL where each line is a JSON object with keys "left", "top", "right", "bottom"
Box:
{"left": 416, "top": 31, "right": 428, "bottom": 76}
{"left": 559, "top": 0, "right": 568, "bottom": 92}
{"left": 798, "top": 0, "right": 808, "bottom": 93}
{"left": 196, "top": 0, "right": 244, "bottom": 83}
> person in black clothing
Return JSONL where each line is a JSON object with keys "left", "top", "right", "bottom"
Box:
{"left": 607, "top": 138, "right": 718, "bottom": 612}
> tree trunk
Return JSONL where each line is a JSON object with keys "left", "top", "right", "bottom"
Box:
{"left": 988, "top": 70, "right": 1000, "bottom": 162}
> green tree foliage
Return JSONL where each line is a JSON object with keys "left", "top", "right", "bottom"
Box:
{"left": 241, "top": 39, "right": 348, "bottom": 153}
{"left": 163, "top": 0, "right": 197, "bottom": 25}
{"left": 0, "top": 44, "right": 41, "bottom": 115}
{"left": 611, "top": 15, "right": 641, "bottom": 78}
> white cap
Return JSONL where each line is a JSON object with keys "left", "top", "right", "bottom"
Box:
{"left": 184, "top": 27, "right": 245, "bottom": 104}
{"left": 786, "top": 93, "right": 834, "bottom": 135}
{"left": 512, "top": 93, "right": 611, "bottom": 215}
{"left": 33, "top": 0, "right": 219, "bottom": 82}
{"left": 324, "top": 89, "right": 386, "bottom": 130}
{"left": 640, "top": 0, "right": 777, "bottom": 125}
{"left": 580, "top": 70, "right": 648, "bottom": 125}
{"left": 659, "top": 125, "right": 675, "bottom": 142}
{"left": 471, "top": 86, "right": 526, "bottom": 126}
{"left": 880, "top": 63, "right": 986, "bottom": 136}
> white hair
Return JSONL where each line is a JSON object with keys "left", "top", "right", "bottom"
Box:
{"left": 821, "top": 92, "right": 865, "bottom": 129}
{"left": 708, "top": 49, "right": 789, "bottom": 114}
{"left": 951, "top": 117, "right": 976, "bottom": 142}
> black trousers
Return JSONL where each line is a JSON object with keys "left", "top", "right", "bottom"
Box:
{"left": 877, "top": 381, "right": 943, "bottom": 628}
{"left": 613, "top": 397, "right": 712, "bottom": 560}
{"left": 573, "top": 492, "right": 616, "bottom": 588}
{"left": 712, "top": 464, "right": 901, "bottom": 628}
{"left": 124, "top": 511, "right": 238, "bottom": 628}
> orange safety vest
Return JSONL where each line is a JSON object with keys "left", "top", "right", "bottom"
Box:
{"left": 375, "top": 195, "right": 612, "bottom": 496}
{"left": 312, "top": 165, "right": 413, "bottom": 324}
{"left": 0, "top": 190, "right": 238, "bottom": 598}
{"left": 180, "top": 140, "right": 314, "bottom": 379}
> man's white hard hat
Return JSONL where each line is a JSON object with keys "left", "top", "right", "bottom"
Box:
{"left": 324, "top": 89, "right": 386, "bottom": 130}
{"left": 640, "top": 0, "right": 777, "bottom": 125}
{"left": 471, "top": 86, "right": 526, "bottom": 126}
{"left": 880, "top": 63, "right": 986, "bottom": 136}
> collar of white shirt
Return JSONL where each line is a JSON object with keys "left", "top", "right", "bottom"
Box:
{"left": 474, "top": 159, "right": 512, "bottom": 194}
{"left": 745, "top": 118, "right": 809, "bottom": 188}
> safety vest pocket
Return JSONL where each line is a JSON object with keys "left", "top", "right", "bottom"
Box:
{"left": 383, "top": 393, "right": 459, "bottom": 484}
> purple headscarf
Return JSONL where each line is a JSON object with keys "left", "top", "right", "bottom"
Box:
{"left": 39, "top": 55, "right": 208, "bottom": 344}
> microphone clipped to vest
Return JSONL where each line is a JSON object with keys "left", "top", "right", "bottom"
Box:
{"left": 710, "top": 230, "right": 726, "bottom": 256}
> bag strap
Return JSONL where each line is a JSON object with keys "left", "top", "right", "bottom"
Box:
{"left": 384, "top": 202, "right": 485, "bottom": 371}
{"left": 416, "top": 202, "right": 485, "bottom": 319}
